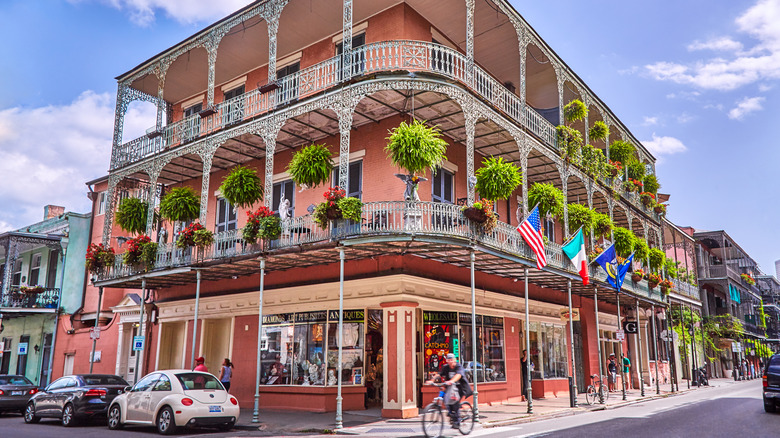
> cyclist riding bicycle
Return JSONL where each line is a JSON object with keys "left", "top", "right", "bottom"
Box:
{"left": 425, "top": 353, "right": 473, "bottom": 428}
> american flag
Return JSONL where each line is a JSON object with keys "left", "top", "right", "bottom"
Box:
{"left": 518, "top": 206, "right": 547, "bottom": 270}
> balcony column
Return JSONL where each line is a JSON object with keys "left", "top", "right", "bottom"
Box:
{"left": 145, "top": 167, "right": 161, "bottom": 236}
{"left": 518, "top": 28, "right": 529, "bottom": 108}
{"left": 259, "top": 117, "right": 286, "bottom": 208}
{"left": 110, "top": 84, "right": 128, "bottom": 169}
{"left": 198, "top": 143, "right": 219, "bottom": 226}
{"left": 2, "top": 240, "right": 17, "bottom": 297}
{"left": 102, "top": 175, "right": 121, "bottom": 246}
{"left": 153, "top": 63, "right": 170, "bottom": 131}
{"left": 607, "top": 199, "right": 615, "bottom": 243}
{"left": 603, "top": 115, "right": 611, "bottom": 160}
{"left": 465, "top": 111, "right": 477, "bottom": 204}
{"left": 554, "top": 65, "right": 564, "bottom": 127}
{"left": 519, "top": 143, "right": 529, "bottom": 215}
{"left": 560, "top": 168, "right": 569, "bottom": 237}
{"left": 263, "top": 0, "right": 288, "bottom": 84}
{"left": 465, "top": 0, "right": 475, "bottom": 80}
{"left": 582, "top": 96, "right": 590, "bottom": 145}
{"left": 343, "top": 0, "right": 354, "bottom": 80}
{"left": 587, "top": 185, "right": 594, "bottom": 248}
{"left": 331, "top": 95, "right": 359, "bottom": 190}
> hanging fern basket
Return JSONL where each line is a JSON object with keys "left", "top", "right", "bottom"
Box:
{"left": 160, "top": 187, "right": 201, "bottom": 223}
{"left": 220, "top": 165, "right": 263, "bottom": 210}
{"left": 385, "top": 119, "right": 448, "bottom": 175}
{"left": 115, "top": 197, "right": 149, "bottom": 235}
{"left": 288, "top": 144, "right": 334, "bottom": 188}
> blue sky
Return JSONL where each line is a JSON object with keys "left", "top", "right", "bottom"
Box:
{"left": 0, "top": 0, "right": 778, "bottom": 274}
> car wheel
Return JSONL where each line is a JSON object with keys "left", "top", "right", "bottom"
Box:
{"left": 62, "top": 403, "right": 79, "bottom": 427}
{"left": 24, "top": 402, "right": 40, "bottom": 424}
{"left": 218, "top": 421, "right": 235, "bottom": 432}
{"left": 107, "top": 404, "right": 123, "bottom": 430}
{"left": 764, "top": 398, "right": 777, "bottom": 413}
{"left": 156, "top": 406, "right": 178, "bottom": 435}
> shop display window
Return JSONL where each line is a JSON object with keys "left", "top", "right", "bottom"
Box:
{"left": 458, "top": 314, "right": 506, "bottom": 383}
{"left": 529, "top": 321, "right": 568, "bottom": 379}
{"left": 423, "top": 312, "right": 458, "bottom": 378}
{"left": 327, "top": 309, "right": 365, "bottom": 386}
{"left": 260, "top": 313, "right": 294, "bottom": 385}
{"left": 292, "top": 311, "right": 327, "bottom": 386}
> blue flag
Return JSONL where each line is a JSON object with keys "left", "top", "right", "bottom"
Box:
{"left": 593, "top": 245, "right": 634, "bottom": 290}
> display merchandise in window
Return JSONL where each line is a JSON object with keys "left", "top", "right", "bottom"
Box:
{"left": 422, "top": 312, "right": 458, "bottom": 377}
{"left": 327, "top": 309, "right": 365, "bottom": 386}
{"left": 528, "top": 321, "right": 568, "bottom": 379}
{"left": 260, "top": 314, "right": 295, "bottom": 385}
{"left": 293, "top": 312, "right": 326, "bottom": 386}
{"left": 458, "top": 314, "right": 506, "bottom": 383}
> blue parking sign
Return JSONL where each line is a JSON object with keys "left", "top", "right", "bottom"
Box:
{"left": 133, "top": 336, "right": 144, "bottom": 351}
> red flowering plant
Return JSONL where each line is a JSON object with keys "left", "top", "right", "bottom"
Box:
{"left": 741, "top": 273, "right": 756, "bottom": 286}
{"left": 86, "top": 243, "right": 116, "bottom": 274}
{"left": 631, "top": 268, "right": 646, "bottom": 283}
{"left": 313, "top": 186, "right": 363, "bottom": 229}
{"left": 639, "top": 191, "right": 656, "bottom": 207}
{"left": 242, "top": 206, "right": 281, "bottom": 243}
{"left": 646, "top": 272, "right": 661, "bottom": 288}
{"left": 176, "top": 222, "right": 214, "bottom": 249}
{"left": 123, "top": 235, "right": 151, "bottom": 266}
{"left": 462, "top": 198, "right": 498, "bottom": 233}
{"left": 654, "top": 203, "right": 667, "bottom": 215}
{"left": 588, "top": 246, "right": 605, "bottom": 262}
{"left": 623, "top": 179, "right": 643, "bottom": 192}
{"left": 606, "top": 160, "right": 623, "bottom": 177}
{"left": 660, "top": 278, "right": 674, "bottom": 291}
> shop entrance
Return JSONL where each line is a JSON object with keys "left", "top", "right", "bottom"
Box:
{"left": 573, "top": 321, "right": 586, "bottom": 393}
{"left": 364, "top": 309, "right": 383, "bottom": 407}
{"left": 200, "top": 318, "right": 233, "bottom": 374}
{"left": 118, "top": 324, "right": 139, "bottom": 383}
{"left": 157, "top": 321, "right": 186, "bottom": 370}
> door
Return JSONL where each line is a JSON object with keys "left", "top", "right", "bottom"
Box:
{"left": 126, "top": 373, "right": 159, "bottom": 422}
{"left": 272, "top": 180, "right": 295, "bottom": 219}
{"left": 126, "top": 326, "right": 138, "bottom": 384}
{"left": 16, "top": 335, "right": 30, "bottom": 377}
{"left": 201, "top": 319, "right": 232, "bottom": 374}
{"left": 222, "top": 85, "right": 245, "bottom": 125}
{"left": 183, "top": 103, "right": 202, "bottom": 141}
{"left": 62, "top": 354, "right": 74, "bottom": 375}
{"left": 39, "top": 333, "right": 53, "bottom": 386}
{"left": 0, "top": 337, "right": 11, "bottom": 374}
{"left": 146, "top": 374, "right": 172, "bottom": 416}
{"left": 573, "top": 321, "right": 586, "bottom": 393}
{"left": 215, "top": 198, "right": 238, "bottom": 255}
{"left": 157, "top": 322, "right": 186, "bottom": 370}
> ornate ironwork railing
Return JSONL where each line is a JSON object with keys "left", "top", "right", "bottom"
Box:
{"left": 112, "top": 40, "right": 559, "bottom": 170}
{"left": 0, "top": 287, "right": 60, "bottom": 310}
{"left": 98, "top": 201, "right": 667, "bottom": 303}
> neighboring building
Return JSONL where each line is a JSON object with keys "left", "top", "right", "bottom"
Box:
{"left": 693, "top": 229, "right": 764, "bottom": 378}
{"left": 0, "top": 205, "right": 90, "bottom": 386}
{"left": 775, "top": 259, "right": 780, "bottom": 280}
{"left": 757, "top": 275, "right": 780, "bottom": 345}
{"left": 62, "top": 0, "right": 688, "bottom": 417}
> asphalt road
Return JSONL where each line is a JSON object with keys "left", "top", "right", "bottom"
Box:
{"left": 480, "top": 380, "right": 772, "bottom": 438}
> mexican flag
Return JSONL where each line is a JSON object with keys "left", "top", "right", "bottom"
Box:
{"left": 562, "top": 228, "right": 589, "bottom": 285}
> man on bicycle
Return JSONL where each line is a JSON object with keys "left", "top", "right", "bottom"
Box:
{"left": 427, "top": 353, "right": 472, "bottom": 428}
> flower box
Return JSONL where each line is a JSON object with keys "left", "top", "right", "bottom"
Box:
{"left": 462, "top": 207, "right": 488, "bottom": 223}
{"left": 20, "top": 286, "right": 45, "bottom": 294}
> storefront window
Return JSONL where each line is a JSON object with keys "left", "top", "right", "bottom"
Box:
{"left": 260, "top": 313, "right": 294, "bottom": 385}
{"left": 458, "top": 313, "right": 506, "bottom": 383}
{"left": 423, "top": 312, "right": 458, "bottom": 377}
{"left": 529, "top": 322, "right": 567, "bottom": 379}
{"left": 292, "top": 311, "right": 326, "bottom": 385}
{"left": 327, "top": 309, "right": 365, "bottom": 386}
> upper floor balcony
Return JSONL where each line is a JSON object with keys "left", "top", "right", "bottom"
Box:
{"left": 1, "top": 231, "right": 65, "bottom": 314}
{"left": 0, "top": 287, "right": 60, "bottom": 313}
{"left": 96, "top": 200, "right": 675, "bottom": 306}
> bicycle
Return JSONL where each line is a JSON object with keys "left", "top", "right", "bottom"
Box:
{"left": 585, "top": 374, "right": 610, "bottom": 405}
{"left": 422, "top": 382, "right": 475, "bottom": 437}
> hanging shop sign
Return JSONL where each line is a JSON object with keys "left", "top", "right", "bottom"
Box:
{"left": 328, "top": 309, "right": 365, "bottom": 323}
{"left": 559, "top": 308, "right": 580, "bottom": 322}
{"left": 262, "top": 313, "right": 294, "bottom": 325}
{"left": 623, "top": 320, "right": 638, "bottom": 334}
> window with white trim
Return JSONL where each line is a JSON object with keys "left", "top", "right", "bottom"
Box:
{"left": 28, "top": 254, "right": 42, "bottom": 287}
{"left": 432, "top": 168, "right": 454, "bottom": 204}
{"left": 331, "top": 161, "right": 363, "bottom": 199}
{"left": 97, "top": 192, "right": 107, "bottom": 216}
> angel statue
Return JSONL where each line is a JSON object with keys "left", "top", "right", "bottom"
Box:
{"left": 395, "top": 174, "right": 428, "bottom": 202}
{"left": 278, "top": 192, "right": 291, "bottom": 221}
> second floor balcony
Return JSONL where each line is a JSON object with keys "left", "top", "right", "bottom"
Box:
{"left": 0, "top": 287, "right": 60, "bottom": 312}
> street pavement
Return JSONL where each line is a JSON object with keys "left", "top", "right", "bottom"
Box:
{"left": 0, "top": 379, "right": 770, "bottom": 437}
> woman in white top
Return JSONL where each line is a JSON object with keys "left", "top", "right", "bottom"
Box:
{"left": 219, "top": 358, "right": 234, "bottom": 391}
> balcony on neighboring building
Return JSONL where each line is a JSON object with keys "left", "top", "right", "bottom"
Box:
{"left": 0, "top": 287, "right": 61, "bottom": 312}
{"left": 1, "top": 231, "right": 65, "bottom": 314}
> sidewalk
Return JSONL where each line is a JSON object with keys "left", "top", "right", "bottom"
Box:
{"left": 234, "top": 378, "right": 744, "bottom": 436}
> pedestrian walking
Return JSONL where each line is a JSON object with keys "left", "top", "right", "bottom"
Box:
{"left": 622, "top": 353, "right": 632, "bottom": 390}
{"left": 607, "top": 353, "right": 618, "bottom": 392}
{"left": 219, "top": 358, "right": 234, "bottom": 391}
{"left": 521, "top": 350, "right": 529, "bottom": 401}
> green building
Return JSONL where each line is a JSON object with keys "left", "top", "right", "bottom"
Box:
{"left": 0, "top": 205, "right": 90, "bottom": 386}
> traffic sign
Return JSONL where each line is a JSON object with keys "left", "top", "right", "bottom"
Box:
{"left": 90, "top": 327, "right": 101, "bottom": 340}
{"left": 133, "top": 336, "right": 145, "bottom": 351}
{"left": 18, "top": 343, "right": 28, "bottom": 355}
{"left": 616, "top": 330, "right": 625, "bottom": 341}
{"left": 623, "top": 320, "right": 638, "bottom": 334}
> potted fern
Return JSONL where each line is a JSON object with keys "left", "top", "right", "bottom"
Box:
{"left": 634, "top": 237, "right": 649, "bottom": 266}
{"left": 288, "top": 144, "right": 334, "bottom": 188}
{"left": 386, "top": 119, "right": 448, "bottom": 177}
{"left": 557, "top": 100, "right": 587, "bottom": 163}
{"left": 588, "top": 120, "right": 609, "bottom": 143}
{"left": 115, "top": 197, "right": 149, "bottom": 235}
{"left": 649, "top": 248, "right": 666, "bottom": 273}
{"left": 160, "top": 187, "right": 200, "bottom": 224}
{"left": 612, "top": 227, "right": 635, "bottom": 258}
{"left": 567, "top": 203, "right": 594, "bottom": 236}
{"left": 527, "top": 182, "right": 564, "bottom": 220}
{"left": 219, "top": 165, "right": 263, "bottom": 210}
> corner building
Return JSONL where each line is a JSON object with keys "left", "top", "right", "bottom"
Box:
{"left": 60, "top": 0, "right": 687, "bottom": 418}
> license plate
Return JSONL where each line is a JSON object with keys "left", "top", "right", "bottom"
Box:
{"left": 208, "top": 405, "right": 222, "bottom": 413}
{"left": 11, "top": 391, "right": 23, "bottom": 396}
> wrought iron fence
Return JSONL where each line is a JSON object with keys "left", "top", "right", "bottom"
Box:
{"left": 0, "top": 287, "right": 60, "bottom": 309}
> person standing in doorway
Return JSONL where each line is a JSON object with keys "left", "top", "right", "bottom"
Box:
{"left": 521, "top": 350, "right": 530, "bottom": 401}
{"left": 219, "top": 358, "right": 234, "bottom": 391}
{"left": 622, "top": 352, "right": 632, "bottom": 390}
{"left": 607, "top": 353, "right": 618, "bottom": 392}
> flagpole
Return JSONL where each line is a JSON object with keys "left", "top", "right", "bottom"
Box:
{"left": 567, "top": 279, "right": 577, "bottom": 407}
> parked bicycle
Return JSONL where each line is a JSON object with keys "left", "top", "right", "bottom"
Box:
{"left": 422, "top": 382, "right": 475, "bottom": 438}
{"left": 585, "top": 374, "right": 610, "bottom": 405}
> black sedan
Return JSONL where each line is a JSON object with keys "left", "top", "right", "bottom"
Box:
{"left": 0, "top": 375, "right": 39, "bottom": 415}
{"left": 764, "top": 353, "right": 780, "bottom": 412}
{"left": 24, "top": 374, "right": 128, "bottom": 426}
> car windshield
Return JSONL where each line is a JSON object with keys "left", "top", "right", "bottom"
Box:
{"left": 82, "top": 375, "right": 129, "bottom": 386}
{"left": 175, "top": 373, "right": 224, "bottom": 391}
{"left": 0, "top": 376, "right": 33, "bottom": 385}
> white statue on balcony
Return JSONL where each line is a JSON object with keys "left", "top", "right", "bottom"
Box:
{"left": 278, "top": 193, "right": 290, "bottom": 221}
{"left": 395, "top": 174, "right": 427, "bottom": 202}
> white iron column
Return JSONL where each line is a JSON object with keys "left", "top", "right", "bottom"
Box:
{"left": 198, "top": 145, "right": 216, "bottom": 226}
{"left": 465, "top": 0, "right": 475, "bottom": 83}
{"left": 594, "top": 287, "right": 605, "bottom": 404}
{"left": 134, "top": 279, "right": 146, "bottom": 383}
{"left": 332, "top": 98, "right": 356, "bottom": 190}
{"left": 567, "top": 279, "right": 577, "bottom": 406}
{"left": 335, "top": 248, "right": 345, "bottom": 429}
{"left": 651, "top": 305, "right": 660, "bottom": 394}
{"left": 617, "top": 293, "right": 626, "bottom": 400}
{"left": 102, "top": 175, "right": 120, "bottom": 246}
{"left": 470, "top": 250, "right": 479, "bottom": 419}
{"left": 637, "top": 299, "right": 645, "bottom": 396}
{"left": 252, "top": 259, "right": 266, "bottom": 423}
{"left": 465, "top": 112, "right": 477, "bottom": 204}
{"left": 341, "top": 0, "right": 353, "bottom": 81}
{"left": 524, "top": 267, "right": 532, "bottom": 413}
{"left": 89, "top": 287, "right": 104, "bottom": 373}
{"left": 190, "top": 270, "right": 202, "bottom": 370}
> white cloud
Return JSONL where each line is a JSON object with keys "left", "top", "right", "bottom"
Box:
{"left": 688, "top": 37, "right": 744, "bottom": 52}
{"left": 728, "top": 96, "right": 765, "bottom": 119}
{"left": 645, "top": 0, "right": 780, "bottom": 90}
{"left": 74, "top": 0, "right": 255, "bottom": 26}
{"left": 642, "top": 116, "right": 659, "bottom": 126}
{"left": 642, "top": 134, "right": 688, "bottom": 157}
{"left": 0, "top": 91, "right": 156, "bottom": 229}
{"left": 677, "top": 113, "right": 695, "bottom": 124}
